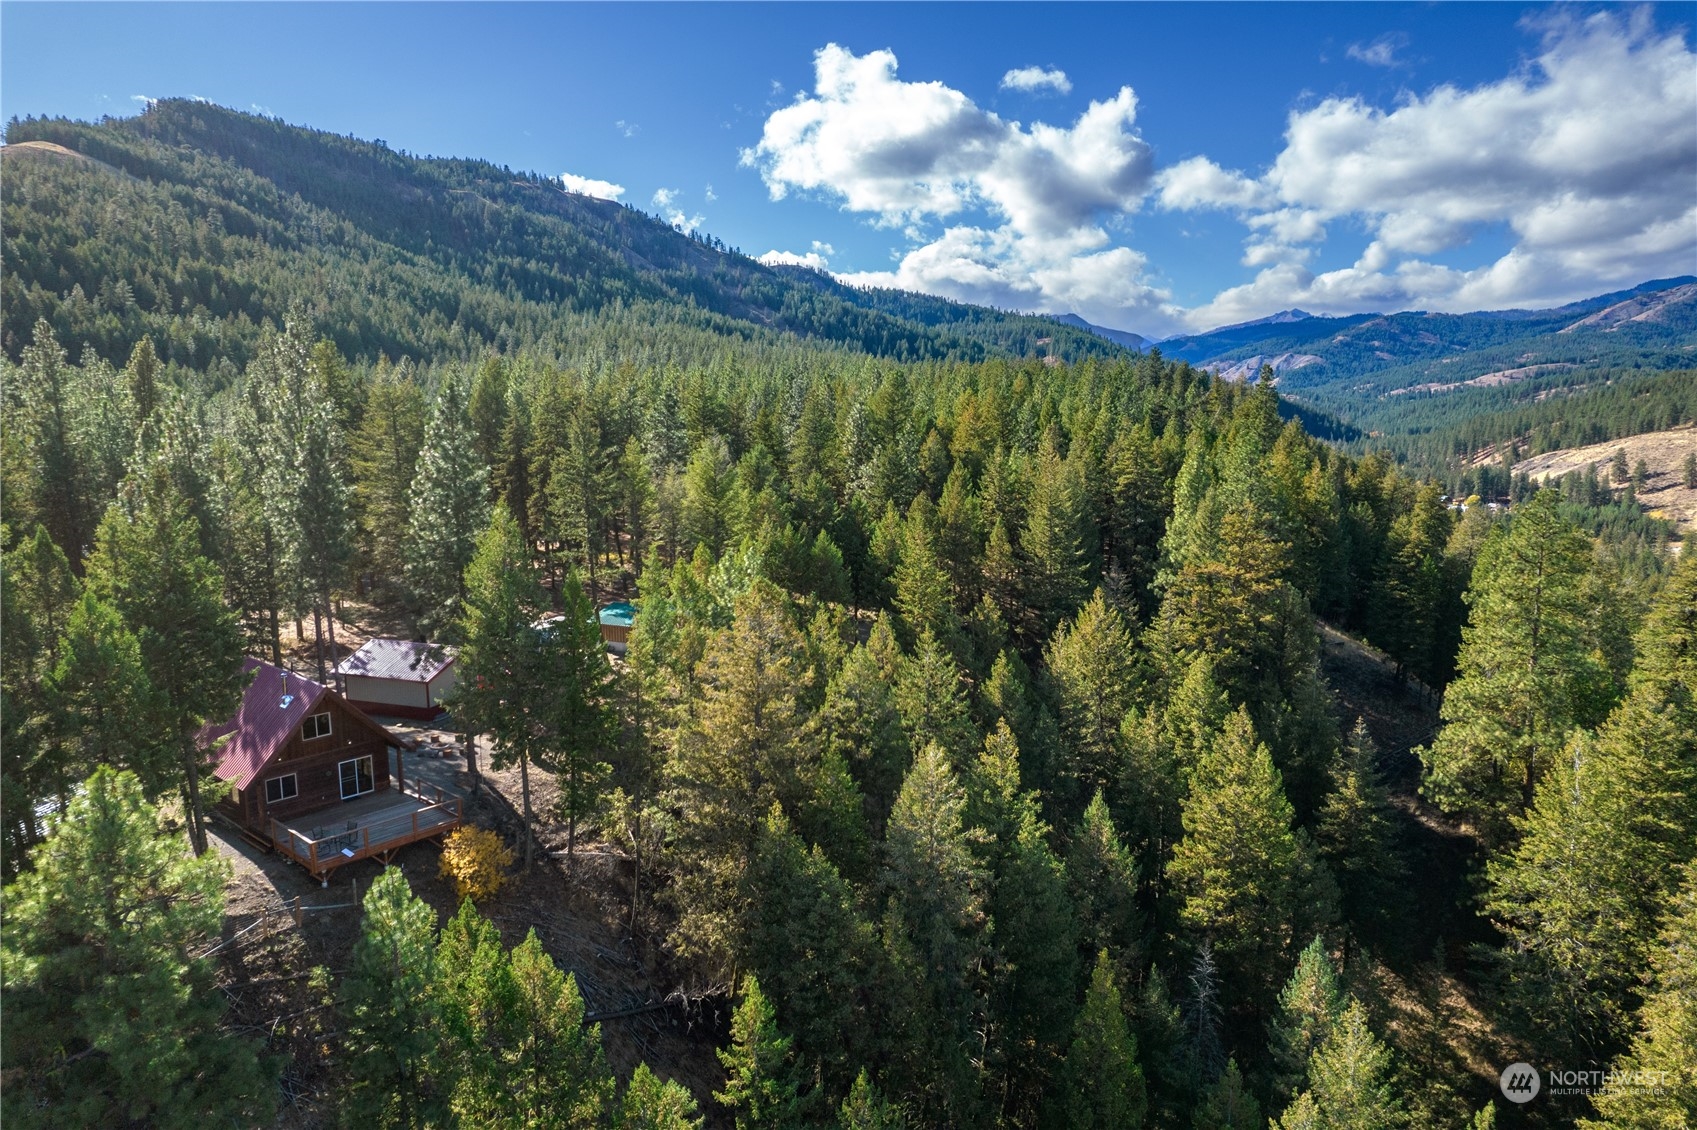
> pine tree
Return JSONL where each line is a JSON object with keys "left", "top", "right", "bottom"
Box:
{"left": 880, "top": 743, "right": 989, "bottom": 1124}
{"left": 293, "top": 377, "right": 355, "bottom": 681}
{"left": 681, "top": 436, "right": 732, "bottom": 557}
{"left": 1421, "top": 492, "right": 1600, "bottom": 843}
{"left": 1316, "top": 722, "right": 1407, "bottom": 944}
{"left": 125, "top": 335, "right": 161, "bottom": 427}
{"left": 1, "top": 526, "right": 81, "bottom": 869}
{"left": 435, "top": 898, "right": 513, "bottom": 1120}
{"left": 351, "top": 360, "right": 427, "bottom": 587}
{"left": 1484, "top": 691, "right": 1696, "bottom": 1059}
{"left": 837, "top": 1071, "right": 908, "bottom": 1130}
{"left": 818, "top": 616, "right": 910, "bottom": 836}
{"left": 745, "top": 805, "right": 877, "bottom": 1092}
{"left": 892, "top": 496, "right": 959, "bottom": 649}
{"left": 42, "top": 590, "right": 169, "bottom": 797}
{"left": 1021, "top": 438, "right": 1092, "bottom": 633}
{"left": 1068, "top": 789, "right": 1143, "bottom": 982}
{"left": 1106, "top": 423, "right": 1171, "bottom": 618}
{"left": 1046, "top": 589, "right": 1141, "bottom": 816}
{"left": 0, "top": 768, "right": 274, "bottom": 1128}
{"left": 341, "top": 867, "right": 448, "bottom": 1128}
{"left": 893, "top": 628, "right": 976, "bottom": 766}
{"left": 1268, "top": 937, "right": 1346, "bottom": 1108}
{"left": 715, "top": 974, "right": 807, "bottom": 1130}
{"left": 405, "top": 374, "right": 491, "bottom": 637}
{"left": 1167, "top": 708, "right": 1315, "bottom": 1007}
{"left": 1578, "top": 859, "right": 1697, "bottom": 1130}
{"left": 667, "top": 580, "right": 817, "bottom": 977}
{"left": 540, "top": 564, "right": 614, "bottom": 865}
{"left": 1192, "top": 1059, "right": 1263, "bottom": 1130}
{"left": 505, "top": 930, "right": 616, "bottom": 1126}
{"left": 967, "top": 722, "right": 1079, "bottom": 1120}
{"left": 86, "top": 461, "right": 245, "bottom": 856}
{"left": 1055, "top": 950, "right": 1148, "bottom": 1130}
{"left": 1684, "top": 451, "right": 1697, "bottom": 490}
{"left": 621, "top": 1063, "right": 705, "bottom": 1130}
{"left": 1278, "top": 1002, "right": 1406, "bottom": 1130}
{"left": 455, "top": 504, "right": 551, "bottom": 867}
{"left": 15, "top": 320, "right": 92, "bottom": 562}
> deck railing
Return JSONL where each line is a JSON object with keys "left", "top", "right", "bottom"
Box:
{"left": 268, "top": 782, "right": 462, "bottom": 878}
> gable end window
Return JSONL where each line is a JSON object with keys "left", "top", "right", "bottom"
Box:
{"left": 265, "top": 774, "right": 299, "bottom": 805}
{"left": 302, "top": 712, "right": 332, "bottom": 741}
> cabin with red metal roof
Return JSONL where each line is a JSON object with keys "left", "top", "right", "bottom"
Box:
{"left": 202, "top": 659, "right": 462, "bottom": 883}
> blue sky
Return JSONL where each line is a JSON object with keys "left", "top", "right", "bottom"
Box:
{"left": 3, "top": 3, "right": 1693, "bottom": 337}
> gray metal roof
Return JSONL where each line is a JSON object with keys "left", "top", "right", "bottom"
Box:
{"left": 335, "top": 638, "right": 456, "bottom": 682}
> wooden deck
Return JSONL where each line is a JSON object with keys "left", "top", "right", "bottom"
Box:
{"left": 269, "top": 780, "right": 462, "bottom": 884}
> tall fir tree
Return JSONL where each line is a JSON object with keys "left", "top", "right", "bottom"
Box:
{"left": 666, "top": 580, "right": 817, "bottom": 979}
{"left": 1045, "top": 588, "right": 1141, "bottom": 818}
{"left": 1577, "top": 859, "right": 1697, "bottom": 1130}
{"left": 1276, "top": 1002, "right": 1406, "bottom": 1130}
{"left": 42, "top": 590, "right": 169, "bottom": 799}
{"left": 715, "top": 974, "right": 808, "bottom": 1130}
{"left": 1055, "top": 950, "right": 1148, "bottom": 1130}
{"left": 455, "top": 504, "right": 552, "bottom": 868}
{"left": 966, "top": 722, "right": 1080, "bottom": 1122}
{"left": 405, "top": 374, "right": 491, "bottom": 638}
{"left": 1167, "top": 708, "right": 1324, "bottom": 1011}
{"left": 622, "top": 1063, "right": 705, "bottom": 1130}
{"left": 880, "top": 744, "right": 989, "bottom": 1125}
{"left": 1067, "top": 788, "right": 1143, "bottom": 982}
{"left": 1267, "top": 937, "right": 1346, "bottom": 1109}
{"left": 1421, "top": 492, "right": 1601, "bottom": 843}
{"left": 745, "top": 805, "right": 877, "bottom": 1094}
{"left": 837, "top": 1071, "right": 909, "bottom": 1130}
{"left": 1315, "top": 722, "right": 1407, "bottom": 946}
{"left": 350, "top": 359, "right": 427, "bottom": 588}
{"left": 86, "top": 459, "right": 246, "bottom": 856}
{"left": 1192, "top": 1060, "right": 1263, "bottom": 1130}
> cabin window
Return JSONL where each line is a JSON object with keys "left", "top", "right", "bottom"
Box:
{"left": 339, "top": 755, "right": 375, "bottom": 800}
{"left": 302, "top": 712, "right": 332, "bottom": 741}
{"left": 265, "top": 774, "right": 298, "bottom": 805}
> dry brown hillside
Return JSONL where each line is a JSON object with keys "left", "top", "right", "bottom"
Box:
{"left": 1486, "top": 425, "right": 1697, "bottom": 529}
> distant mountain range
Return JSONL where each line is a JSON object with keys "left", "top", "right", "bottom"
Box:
{"left": 1049, "top": 313, "right": 1151, "bottom": 352}
{"left": 3, "top": 99, "right": 1691, "bottom": 446}
{"left": 1149, "top": 277, "right": 1697, "bottom": 434}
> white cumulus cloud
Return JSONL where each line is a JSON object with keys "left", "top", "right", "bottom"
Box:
{"left": 1167, "top": 9, "right": 1697, "bottom": 329}
{"left": 745, "top": 43, "right": 1179, "bottom": 333}
{"left": 1000, "top": 65, "right": 1072, "bottom": 95}
{"left": 651, "top": 187, "right": 703, "bottom": 233}
{"left": 1346, "top": 33, "right": 1409, "bottom": 68}
{"left": 559, "top": 172, "right": 625, "bottom": 201}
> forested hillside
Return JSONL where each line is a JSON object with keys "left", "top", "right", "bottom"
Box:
{"left": 3, "top": 102, "right": 1694, "bottom": 1130}
{"left": 1, "top": 101, "right": 1129, "bottom": 375}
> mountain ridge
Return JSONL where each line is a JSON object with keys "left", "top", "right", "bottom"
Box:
{"left": 1, "top": 100, "right": 1136, "bottom": 372}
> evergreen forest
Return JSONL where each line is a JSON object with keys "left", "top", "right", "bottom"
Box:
{"left": 2, "top": 101, "right": 1694, "bottom": 1130}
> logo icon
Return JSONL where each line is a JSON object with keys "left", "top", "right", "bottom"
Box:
{"left": 1500, "top": 1063, "right": 1541, "bottom": 1102}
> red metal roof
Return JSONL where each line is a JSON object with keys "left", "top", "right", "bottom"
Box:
{"left": 199, "top": 658, "right": 329, "bottom": 790}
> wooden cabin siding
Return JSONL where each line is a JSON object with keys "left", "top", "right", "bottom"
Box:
{"left": 228, "top": 694, "right": 394, "bottom": 834}
{"left": 259, "top": 738, "right": 391, "bottom": 824}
